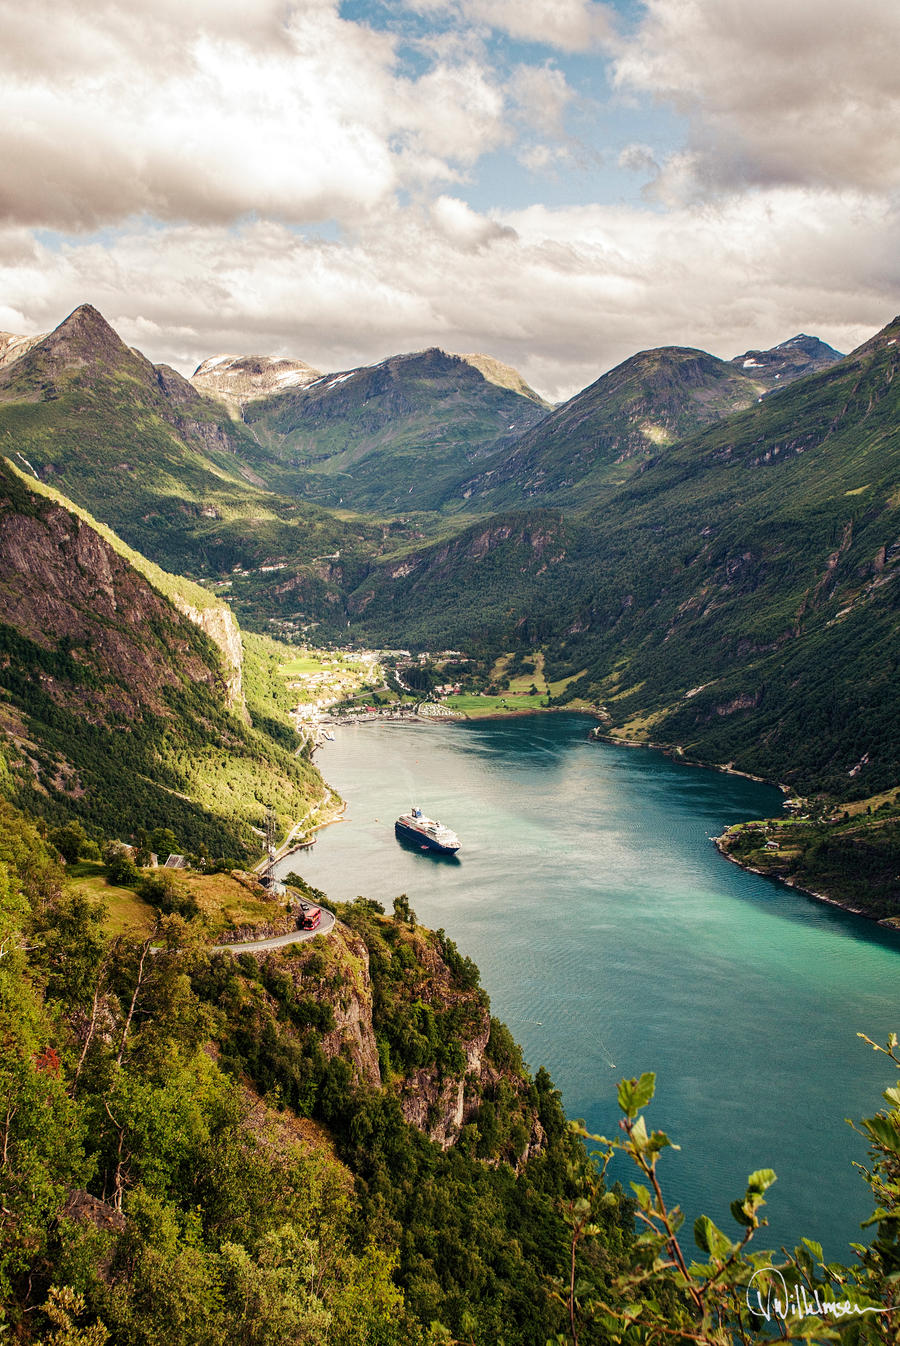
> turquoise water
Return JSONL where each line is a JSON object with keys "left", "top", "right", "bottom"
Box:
{"left": 276, "top": 712, "right": 900, "bottom": 1258}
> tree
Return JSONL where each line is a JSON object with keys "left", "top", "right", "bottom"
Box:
{"left": 393, "top": 893, "right": 417, "bottom": 926}
{"left": 49, "top": 822, "right": 89, "bottom": 865}
{"left": 552, "top": 1041, "right": 900, "bottom": 1344}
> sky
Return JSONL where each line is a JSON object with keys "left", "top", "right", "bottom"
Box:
{"left": 1, "top": 0, "right": 898, "bottom": 401}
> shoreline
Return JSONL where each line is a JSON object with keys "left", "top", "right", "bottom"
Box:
{"left": 303, "top": 710, "right": 899, "bottom": 933}
{"left": 713, "top": 832, "right": 900, "bottom": 931}
{"left": 591, "top": 729, "right": 782, "bottom": 790}
{"left": 321, "top": 701, "right": 600, "bottom": 726}
{"left": 582, "top": 731, "right": 900, "bottom": 931}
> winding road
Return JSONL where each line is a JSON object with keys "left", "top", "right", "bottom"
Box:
{"left": 211, "top": 905, "right": 336, "bottom": 953}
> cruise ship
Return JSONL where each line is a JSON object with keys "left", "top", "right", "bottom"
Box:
{"left": 395, "top": 806, "right": 460, "bottom": 854}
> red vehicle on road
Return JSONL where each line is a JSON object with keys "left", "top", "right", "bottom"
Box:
{"left": 298, "top": 903, "right": 321, "bottom": 930}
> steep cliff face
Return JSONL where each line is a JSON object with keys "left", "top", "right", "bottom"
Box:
{"left": 333, "top": 906, "right": 547, "bottom": 1160}
{"left": 0, "top": 458, "right": 324, "bottom": 855}
{"left": 0, "top": 475, "right": 220, "bottom": 717}
{"left": 320, "top": 925, "right": 382, "bottom": 1089}
{"left": 397, "top": 1015, "right": 491, "bottom": 1148}
{"left": 170, "top": 594, "right": 248, "bottom": 720}
{"left": 267, "top": 922, "right": 382, "bottom": 1090}
{"left": 248, "top": 908, "right": 547, "bottom": 1162}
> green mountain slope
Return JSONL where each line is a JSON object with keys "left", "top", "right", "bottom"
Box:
{"left": 242, "top": 347, "right": 549, "bottom": 511}
{"left": 0, "top": 457, "right": 324, "bottom": 854}
{"left": 0, "top": 305, "right": 414, "bottom": 619}
{"left": 453, "top": 345, "right": 767, "bottom": 509}
{"left": 344, "top": 320, "right": 900, "bottom": 796}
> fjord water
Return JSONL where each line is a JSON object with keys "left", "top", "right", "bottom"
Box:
{"left": 278, "top": 712, "right": 900, "bottom": 1256}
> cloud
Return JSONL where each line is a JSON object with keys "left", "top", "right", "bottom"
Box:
{"left": 430, "top": 196, "right": 518, "bottom": 250}
{"left": 2, "top": 184, "right": 893, "bottom": 404}
{"left": 1, "top": 0, "right": 896, "bottom": 404}
{"left": 613, "top": 0, "right": 900, "bottom": 197}
{"left": 509, "top": 64, "right": 574, "bottom": 136}
{"left": 0, "top": 0, "right": 527, "bottom": 231}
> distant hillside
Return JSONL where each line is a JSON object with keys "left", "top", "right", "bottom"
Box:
{"left": 0, "top": 304, "right": 398, "bottom": 615}
{"left": 454, "top": 351, "right": 552, "bottom": 407}
{"left": 345, "top": 320, "right": 900, "bottom": 797}
{"left": 242, "top": 347, "right": 549, "bottom": 511}
{"left": 729, "top": 333, "right": 844, "bottom": 390}
{"left": 0, "top": 457, "right": 324, "bottom": 854}
{"left": 0, "top": 329, "right": 45, "bottom": 369}
{"left": 3, "top": 302, "right": 896, "bottom": 800}
{"left": 454, "top": 345, "right": 765, "bottom": 509}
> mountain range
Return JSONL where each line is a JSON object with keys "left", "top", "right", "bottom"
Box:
{"left": 3, "top": 300, "right": 898, "bottom": 806}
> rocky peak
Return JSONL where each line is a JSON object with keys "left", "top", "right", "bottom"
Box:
{"left": 454, "top": 351, "right": 552, "bottom": 408}
{"left": 0, "top": 303, "right": 152, "bottom": 393}
{"left": 191, "top": 353, "right": 323, "bottom": 413}
{"left": 0, "top": 329, "right": 46, "bottom": 370}
{"left": 730, "top": 332, "right": 844, "bottom": 389}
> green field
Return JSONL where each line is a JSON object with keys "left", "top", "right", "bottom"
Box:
{"left": 65, "top": 861, "right": 288, "bottom": 938}
{"left": 279, "top": 653, "right": 331, "bottom": 676}
{"left": 444, "top": 693, "right": 547, "bottom": 717}
{"left": 65, "top": 861, "right": 156, "bottom": 934}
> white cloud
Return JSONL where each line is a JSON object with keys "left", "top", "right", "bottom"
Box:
{"left": 0, "top": 0, "right": 896, "bottom": 404}
{"left": 509, "top": 64, "right": 574, "bottom": 136}
{"left": 0, "top": 0, "right": 527, "bottom": 230}
{"left": 613, "top": 0, "right": 900, "bottom": 197}
{"left": 430, "top": 196, "right": 518, "bottom": 250}
{"left": 1, "top": 185, "right": 893, "bottom": 404}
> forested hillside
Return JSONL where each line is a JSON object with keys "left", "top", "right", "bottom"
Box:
{"left": 2, "top": 303, "right": 898, "bottom": 805}
{"left": 0, "top": 458, "right": 323, "bottom": 857}
{"left": 241, "top": 347, "right": 549, "bottom": 511}
{"left": 342, "top": 320, "right": 900, "bottom": 799}
{"left": 2, "top": 802, "right": 898, "bottom": 1343}
{"left": 0, "top": 304, "right": 397, "bottom": 588}
{"left": 0, "top": 802, "right": 635, "bottom": 1343}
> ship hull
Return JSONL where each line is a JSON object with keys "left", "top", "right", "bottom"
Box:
{"left": 395, "top": 819, "right": 460, "bottom": 853}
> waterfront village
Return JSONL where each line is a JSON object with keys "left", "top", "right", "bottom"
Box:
{"left": 282, "top": 645, "right": 567, "bottom": 748}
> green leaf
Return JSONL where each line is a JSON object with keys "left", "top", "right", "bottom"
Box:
{"left": 617, "top": 1072, "right": 655, "bottom": 1117}
{"left": 746, "top": 1168, "right": 777, "bottom": 1194}
{"left": 628, "top": 1115, "right": 649, "bottom": 1151}
{"left": 863, "top": 1116, "right": 900, "bottom": 1150}
{"left": 630, "top": 1182, "right": 653, "bottom": 1210}
{"left": 730, "top": 1197, "right": 754, "bottom": 1228}
{"left": 801, "top": 1237, "right": 824, "bottom": 1262}
{"left": 647, "top": 1128, "right": 677, "bottom": 1154}
{"left": 693, "top": 1215, "right": 732, "bottom": 1260}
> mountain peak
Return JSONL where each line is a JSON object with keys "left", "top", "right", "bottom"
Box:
{"left": 191, "top": 352, "right": 323, "bottom": 411}
{"left": 729, "top": 332, "right": 843, "bottom": 389}
{"left": 454, "top": 352, "right": 552, "bottom": 408}
{"left": 21, "top": 303, "right": 143, "bottom": 379}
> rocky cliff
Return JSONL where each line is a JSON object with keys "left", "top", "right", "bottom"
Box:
{"left": 245, "top": 905, "right": 546, "bottom": 1162}
{"left": 170, "top": 593, "right": 248, "bottom": 720}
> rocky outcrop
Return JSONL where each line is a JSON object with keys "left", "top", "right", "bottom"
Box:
{"left": 398, "top": 1016, "right": 491, "bottom": 1149}
{"left": 191, "top": 354, "right": 322, "bottom": 414}
{"left": 170, "top": 595, "right": 248, "bottom": 720}
{"left": 270, "top": 923, "right": 382, "bottom": 1089}
{"left": 0, "top": 489, "right": 219, "bottom": 720}
{"left": 320, "top": 926, "right": 382, "bottom": 1089}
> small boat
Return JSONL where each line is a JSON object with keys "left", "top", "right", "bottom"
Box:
{"left": 395, "top": 805, "right": 460, "bottom": 854}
